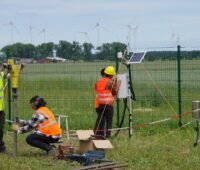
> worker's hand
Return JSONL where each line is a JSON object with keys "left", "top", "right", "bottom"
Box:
{"left": 21, "top": 63, "right": 25, "bottom": 69}
{"left": 111, "top": 75, "right": 117, "bottom": 81}
{"left": 2, "top": 63, "right": 7, "bottom": 69}
{"left": 12, "top": 124, "right": 20, "bottom": 131}
{"left": 18, "top": 119, "right": 27, "bottom": 127}
{"left": 6, "top": 73, "right": 10, "bottom": 79}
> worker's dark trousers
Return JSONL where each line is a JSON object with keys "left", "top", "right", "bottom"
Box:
{"left": 94, "top": 104, "right": 114, "bottom": 138}
{"left": 0, "top": 111, "right": 5, "bottom": 152}
{"left": 26, "top": 133, "right": 59, "bottom": 152}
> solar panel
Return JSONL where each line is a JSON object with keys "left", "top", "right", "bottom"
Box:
{"left": 127, "top": 52, "right": 146, "bottom": 64}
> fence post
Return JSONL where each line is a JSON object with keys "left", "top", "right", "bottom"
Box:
{"left": 115, "top": 47, "right": 120, "bottom": 127}
{"left": 6, "top": 49, "right": 12, "bottom": 124}
{"left": 177, "top": 45, "right": 182, "bottom": 127}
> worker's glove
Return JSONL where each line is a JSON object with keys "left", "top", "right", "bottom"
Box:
{"left": 12, "top": 124, "right": 20, "bottom": 131}
{"left": 12, "top": 124, "right": 23, "bottom": 134}
{"left": 15, "top": 117, "right": 26, "bottom": 127}
{"left": 6, "top": 73, "right": 10, "bottom": 79}
{"left": 2, "top": 63, "right": 7, "bottom": 69}
{"left": 18, "top": 119, "right": 27, "bottom": 127}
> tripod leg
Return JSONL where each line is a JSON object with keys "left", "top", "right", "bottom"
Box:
{"left": 194, "top": 120, "right": 199, "bottom": 147}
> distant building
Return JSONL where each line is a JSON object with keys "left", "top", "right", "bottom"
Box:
{"left": 46, "top": 56, "right": 66, "bottom": 62}
{"left": 37, "top": 58, "right": 51, "bottom": 63}
{"left": 46, "top": 48, "right": 66, "bottom": 62}
{"left": 21, "top": 58, "right": 34, "bottom": 64}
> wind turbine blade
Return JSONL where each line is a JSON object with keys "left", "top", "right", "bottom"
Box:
{"left": 101, "top": 25, "right": 109, "bottom": 32}
{"left": 13, "top": 24, "right": 21, "bottom": 35}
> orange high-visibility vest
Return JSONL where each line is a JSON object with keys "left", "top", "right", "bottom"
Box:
{"left": 94, "top": 96, "right": 99, "bottom": 108}
{"left": 94, "top": 82, "right": 99, "bottom": 108}
{"left": 95, "top": 77, "right": 114, "bottom": 105}
{"left": 35, "top": 106, "right": 62, "bottom": 136}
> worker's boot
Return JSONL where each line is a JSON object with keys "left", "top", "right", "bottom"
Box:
{"left": 0, "top": 145, "right": 6, "bottom": 153}
{"left": 46, "top": 146, "right": 59, "bottom": 158}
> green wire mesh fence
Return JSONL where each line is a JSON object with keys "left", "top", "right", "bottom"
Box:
{"left": 4, "top": 48, "right": 200, "bottom": 132}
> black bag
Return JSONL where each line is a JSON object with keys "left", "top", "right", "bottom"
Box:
{"left": 66, "top": 150, "right": 105, "bottom": 166}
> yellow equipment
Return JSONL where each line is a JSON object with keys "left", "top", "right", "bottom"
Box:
{"left": 7, "top": 59, "right": 24, "bottom": 90}
{"left": 104, "top": 66, "right": 116, "bottom": 76}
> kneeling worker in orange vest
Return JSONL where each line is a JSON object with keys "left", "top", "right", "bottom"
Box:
{"left": 12, "top": 96, "right": 62, "bottom": 155}
{"left": 94, "top": 66, "right": 121, "bottom": 138}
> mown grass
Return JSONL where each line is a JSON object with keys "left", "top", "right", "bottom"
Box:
{"left": 1, "top": 122, "right": 200, "bottom": 170}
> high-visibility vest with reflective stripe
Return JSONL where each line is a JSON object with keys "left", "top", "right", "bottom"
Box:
{"left": 0, "top": 72, "right": 4, "bottom": 111}
{"left": 94, "top": 82, "right": 99, "bottom": 108}
{"left": 94, "top": 95, "right": 99, "bottom": 108}
{"left": 35, "top": 106, "right": 62, "bottom": 136}
{"left": 96, "top": 77, "right": 114, "bottom": 105}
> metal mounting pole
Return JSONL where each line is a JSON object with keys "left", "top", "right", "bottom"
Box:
{"left": 128, "top": 76, "right": 132, "bottom": 138}
{"left": 8, "top": 79, "right": 12, "bottom": 124}
{"left": 115, "top": 47, "right": 120, "bottom": 128}
{"left": 177, "top": 45, "right": 182, "bottom": 127}
{"left": 13, "top": 92, "right": 18, "bottom": 156}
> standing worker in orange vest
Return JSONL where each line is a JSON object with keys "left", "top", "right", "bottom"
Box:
{"left": 94, "top": 68, "right": 105, "bottom": 109}
{"left": 94, "top": 66, "right": 121, "bottom": 138}
{"left": 12, "top": 96, "right": 62, "bottom": 156}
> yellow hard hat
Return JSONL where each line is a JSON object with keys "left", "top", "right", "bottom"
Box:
{"left": 104, "top": 66, "right": 116, "bottom": 76}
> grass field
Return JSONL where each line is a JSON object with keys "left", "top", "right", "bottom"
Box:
{"left": 2, "top": 60, "right": 200, "bottom": 169}
{"left": 1, "top": 123, "right": 200, "bottom": 170}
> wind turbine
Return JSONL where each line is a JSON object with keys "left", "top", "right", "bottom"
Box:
{"left": 79, "top": 31, "right": 91, "bottom": 44}
{"left": 91, "top": 22, "right": 109, "bottom": 48}
{"left": 3, "top": 21, "right": 20, "bottom": 44}
{"left": 28, "top": 25, "right": 33, "bottom": 43}
{"left": 95, "top": 22, "right": 100, "bottom": 47}
{"left": 124, "top": 24, "right": 139, "bottom": 53}
{"left": 171, "top": 32, "right": 180, "bottom": 46}
{"left": 39, "top": 28, "right": 46, "bottom": 43}
{"left": 26, "top": 25, "right": 35, "bottom": 44}
{"left": 38, "top": 27, "right": 54, "bottom": 43}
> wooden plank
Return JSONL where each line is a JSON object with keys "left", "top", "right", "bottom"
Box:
{"left": 97, "top": 163, "right": 128, "bottom": 170}
{"left": 72, "top": 162, "right": 128, "bottom": 170}
{"left": 72, "top": 162, "right": 116, "bottom": 170}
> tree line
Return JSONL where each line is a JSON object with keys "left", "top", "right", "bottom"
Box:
{"left": 1, "top": 41, "right": 200, "bottom": 61}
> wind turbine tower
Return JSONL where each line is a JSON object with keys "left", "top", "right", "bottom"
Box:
{"left": 95, "top": 22, "right": 100, "bottom": 47}
{"left": 39, "top": 28, "right": 46, "bottom": 43}
{"left": 126, "top": 24, "right": 139, "bottom": 53}
{"left": 4, "top": 21, "right": 19, "bottom": 44}
{"left": 79, "top": 31, "right": 90, "bottom": 44}
{"left": 28, "top": 25, "right": 33, "bottom": 43}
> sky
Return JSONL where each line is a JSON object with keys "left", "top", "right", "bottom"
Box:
{"left": 0, "top": 0, "right": 200, "bottom": 51}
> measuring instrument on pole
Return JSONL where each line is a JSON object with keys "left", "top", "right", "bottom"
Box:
{"left": 115, "top": 50, "right": 146, "bottom": 138}
{"left": 4, "top": 58, "right": 24, "bottom": 156}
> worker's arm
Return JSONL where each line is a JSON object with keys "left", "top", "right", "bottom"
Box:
{"left": 18, "top": 112, "right": 46, "bottom": 133}
{"left": 106, "top": 76, "right": 121, "bottom": 97}
{"left": 4, "top": 72, "right": 10, "bottom": 79}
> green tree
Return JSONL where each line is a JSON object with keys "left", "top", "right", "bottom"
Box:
{"left": 71, "top": 41, "right": 82, "bottom": 61}
{"left": 1, "top": 43, "right": 35, "bottom": 58}
{"left": 82, "top": 43, "right": 94, "bottom": 61}
{"left": 35, "top": 42, "right": 55, "bottom": 58}
{"left": 57, "top": 41, "right": 73, "bottom": 59}
{"left": 95, "top": 42, "right": 126, "bottom": 60}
